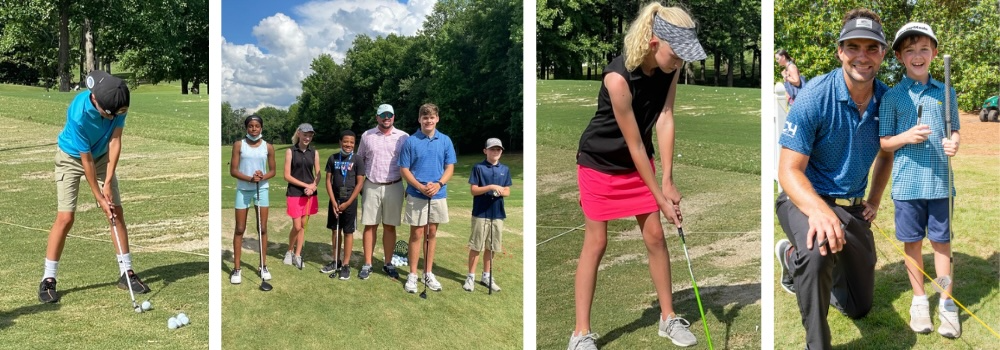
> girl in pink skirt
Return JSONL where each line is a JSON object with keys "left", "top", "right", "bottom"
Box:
{"left": 568, "top": 3, "right": 707, "bottom": 349}
{"left": 283, "top": 123, "right": 320, "bottom": 270}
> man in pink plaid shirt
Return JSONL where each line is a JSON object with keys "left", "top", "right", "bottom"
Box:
{"left": 356, "top": 104, "right": 409, "bottom": 280}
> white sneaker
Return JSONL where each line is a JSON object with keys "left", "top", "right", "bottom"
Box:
{"left": 404, "top": 273, "right": 419, "bottom": 293}
{"left": 293, "top": 255, "right": 303, "bottom": 270}
{"left": 229, "top": 269, "right": 242, "bottom": 284}
{"left": 463, "top": 275, "right": 475, "bottom": 292}
{"left": 938, "top": 303, "right": 961, "bottom": 338}
{"left": 423, "top": 272, "right": 442, "bottom": 291}
{"left": 481, "top": 275, "right": 501, "bottom": 292}
{"left": 283, "top": 251, "right": 293, "bottom": 265}
{"left": 909, "top": 303, "right": 932, "bottom": 333}
{"left": 260, "top": 266, "right": 271, "bottom": 281}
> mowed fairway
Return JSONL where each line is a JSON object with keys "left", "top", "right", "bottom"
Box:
{"left": 536, "top": 80, "right": 762, "bottom": 349}
{"left": 0, "top": 83, "right": 209, "bottom": 347}
{"left": 772, "top": 112, "right": 1000, "bottom": 349}
{"left": 220, "top": 145, "right": 524, "bottom": 348}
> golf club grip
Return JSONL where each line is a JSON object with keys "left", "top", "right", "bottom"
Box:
{"left": 943, "top": 55, "right": 952, "bottom": 137}
{"left": 916, "top": 104, "right": 922, "bottom": 125}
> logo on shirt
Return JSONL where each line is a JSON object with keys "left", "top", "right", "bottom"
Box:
{"left": 782, "top": 121, "right": 798, "bottom": 138}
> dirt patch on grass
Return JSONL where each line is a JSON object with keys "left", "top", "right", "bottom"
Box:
{"left": 537, "top": 170, "right": 575, "bottom": 196}
{"left": 598, "top": 253, "right": 646, "bottom": 271}
{"left": 955, "top": 112, "right": 999, "bottom": 156}
{"left": 21, "top": 171, "right": 54, "bottom": 180}
{"left": 685, "top": 231, "right": 760, "bottom": 268}
{"left": 130, "top": 173, "right": 205, "bottom": 181}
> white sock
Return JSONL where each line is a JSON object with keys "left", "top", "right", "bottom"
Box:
{"left": 43, "top": 259, "right": 59, "bottom": 281}
{"left": 468, "top": 273, "right": 475, "bottom": 279}
{"left": 940, "top": 298, "right": 957, "bottom": 311}
{"left": 912, "top": 294, "right": 929, "bottom": 305}
{"left": 483, "top": 272, "right": 491, "bottom": 280}
{"left": 117, "top": 253, "right": 133, "bottom": 275}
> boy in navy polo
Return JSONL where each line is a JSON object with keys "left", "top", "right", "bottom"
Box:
{"left": 398, "top": 103, "right": 457, "bottom": 294}
{"left": 879, "top": 22, "right": 961, "bottom": 338}
{"left": 463, "top": 138, "right": 512, "bottom": 292}
{"left": 39, "top": 70, "right": 150, "bottom": 303}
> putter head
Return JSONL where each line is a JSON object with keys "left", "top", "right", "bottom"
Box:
{"left": 419, "top": 290, "right": 427, "bottom": 299}
{"left": 260, "top": 281, "right": 273, "bottom": 292}
{"left": 932, "top": 275, "right": 952, "bottom": 293}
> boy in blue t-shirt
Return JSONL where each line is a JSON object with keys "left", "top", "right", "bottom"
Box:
{"left": 40, "top": 70, "right": 149, "bottom": 303}
{"left": 463, "top": 138, "right": 512, "bottom": 293}
{"left": 322, "top": 130, "right": 365, "bottom": 280}
{"left": 878, "top": 22, "right": 961, "bottom": 338}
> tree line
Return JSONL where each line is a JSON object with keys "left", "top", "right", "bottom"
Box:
{"left": 222, "top": 0, "right": 523, "bottom": 153}
{"left": 776, "top": 0, "right": 999, "bottom": 111}
{"left": 0, "top": 0, "right": 208, "bottom": 94}
{"left": 537, "top": 0, "right": 762, "bottom": 87}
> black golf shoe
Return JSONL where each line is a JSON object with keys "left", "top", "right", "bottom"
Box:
{"left": 117, "top": 270, "right": 152, "bottom": 294}
{"left": 382, "top": 264, "right": 400, "bottom": 279}
{"left": 38, "top": 277, "right": 61, "bottom": 303}
{"left": 775, "top": 239, "right": 796, "bottom": 294}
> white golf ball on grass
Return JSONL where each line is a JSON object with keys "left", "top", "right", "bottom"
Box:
{"left": 141, "top": 300, "right": 152, "bottom": 311}
{"left": 178, "top": 313, "right": 189, "bottom": 325}
{"left": 168, "top": 317, "right": 179, "bottom": 329}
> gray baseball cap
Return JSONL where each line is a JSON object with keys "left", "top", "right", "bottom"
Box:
{"left": 839, "top": 17, "right": 887, "bottom": 46}
{"left": 297, "top": 123, "right": 315, "bottom": 133}
{"left": 485, "top": 138, "right": 504, "bottom": 149}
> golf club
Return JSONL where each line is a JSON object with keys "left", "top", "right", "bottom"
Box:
{"left": 329, "top": 206, "right": 340, "bottom": 278}
{"left": 109, "top": 214, "right": 141, "bottom": 313}
{"left": 488, "top": 218, "right": 494, "bottom": 295}
{"left": 257, "top": 182, "right": 273, "bottom": 292}
{"left": 420, "top": 197, "right": 431, "bottom": 299}
{"left": 298, "top": 195, "right": 314, "bottom": 270}
{"left": 916, "top": 103, "right": 923, "bottom": 126}
{"left": 676, "top": 227, "right": 713, "bottom": 349}
{"left": 936, "top": 54, "right": 954, "bottom": 293}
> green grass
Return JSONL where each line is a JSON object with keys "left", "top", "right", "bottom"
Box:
{"left": 0, "top": 82, "right": 209, "bottom": 347}
{"left": 772, "top": 114, "right": 1000, "bottom": 349}
{"left": 220, "top": 144, "right": 524, "bottom": 348}
{"left": 536, "top": 80, "right": 762, "bottom": 349}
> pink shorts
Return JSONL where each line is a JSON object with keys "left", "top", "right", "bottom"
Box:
{"left": 286, "top": 196, "right": 319, "bottom": 219}
{"left": 577, "top": 160, "right": 658, "bottom": 221}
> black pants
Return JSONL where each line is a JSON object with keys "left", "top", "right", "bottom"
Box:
{"left": 776, "top": 193, "right": 877, "bottom": 350}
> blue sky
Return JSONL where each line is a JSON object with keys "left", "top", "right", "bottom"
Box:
{"left": 221, "top": 0, "right": 433, "bottom": 110}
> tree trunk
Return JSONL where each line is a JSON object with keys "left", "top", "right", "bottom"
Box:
{"left": 727, "top": 55, "right": 734, "bottom": 87}
{"left": 58, "top": 3, "right": 70, "bottom": 92}
{"left": 699, "top": 59, "right": 705, "bottom": 81}
{"left": 739, "top": 47, "right": 746, "bottom": 80}
{"left": 181, "top": 76, "right": 189, "bottom": 94}
{"left": 192, "top": 77, "right": 201, "bottom": 94}
{"left": 713, "top": 53, "right": 721, "bottom": 86}
{"left": 84, "top": 18, "right": 94, "bottom": 74}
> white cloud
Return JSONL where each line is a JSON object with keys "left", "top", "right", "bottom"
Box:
{"left": 222, "top": 0, "right": 437, "bottom": 110}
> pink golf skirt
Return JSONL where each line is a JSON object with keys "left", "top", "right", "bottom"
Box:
{"left": 577, "top": 160, "right": 658, "bottom": 221}
{"left": 286, "top": 196, "right": 319, "bottom": 218}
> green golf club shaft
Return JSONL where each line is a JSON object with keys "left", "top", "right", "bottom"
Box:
{"left": 678, "top": 228, "right": 713, "bottom": 349}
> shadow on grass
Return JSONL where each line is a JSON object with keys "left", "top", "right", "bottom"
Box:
{"left": 832, "top": 251, "right": 998, "bottom": 350}
{"left": 598, "top": 282, "right": 761, "bottom": 348}
{"left": 0, "top": 303, "right": 61, "bottom": 330}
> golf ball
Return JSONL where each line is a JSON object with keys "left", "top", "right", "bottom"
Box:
{"left": 179, "top": 315, "right": 190, "bottom": 325}
{"left": 168, "top": 318, "right": 178, "bottom": 329}
{"left": 141, "top": 301, "right": 151, "bottom": 310}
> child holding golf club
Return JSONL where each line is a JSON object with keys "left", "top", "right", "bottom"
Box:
{"left": 399, "top": 103, "right": 456, "bottom": 295}
{"left": 39, "top": 70, "right": 149, "bottom": 303}
{"left": 229, "top": 114, "right": 277, "bottom": 285}
{"left": 464, "top": 138, "right": 512, "bottom": 293}
{"left": 322, "top": 130, "right": 365, "bottom": 280}
{"left": 284, "top": 123, "right": 321, "bottom": 270}
{"left": 879, "top": 22, "right": 961, "bottom": 338}
{"left": 568, "top": 3, "right": 705, "bottom": 348}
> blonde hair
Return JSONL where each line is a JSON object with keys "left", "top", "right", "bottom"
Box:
{"left": 623, "top": 3, "right": 697, "bottom": 71}
{"left": 291, "top": 129, "right": 301, "bottom": 146}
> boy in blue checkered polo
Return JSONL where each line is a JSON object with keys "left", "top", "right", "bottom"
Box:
{"left": 878, "top": 22, "right": 961, "bottom": 338}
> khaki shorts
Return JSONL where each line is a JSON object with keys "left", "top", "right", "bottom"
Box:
{"left": 469, "top": 217, "right": 503, "bottom": 252}
{"left": 403, "top": 196, "right": 449, "bottom": 226}
{"left": 55, "top": 149, "right": 121, "bottom": 212}
{"left": 360, "top": 180, "right": 404, "bottom": 226}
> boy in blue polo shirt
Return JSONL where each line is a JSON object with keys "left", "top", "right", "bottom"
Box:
{"left": 39, "top": 70, "right": 150, "bottom": 303}
{"left": 398, "top": 103, "right": 457, "bottom": 294}
{"left": 463, "top": 138, "right": 512, "bottom": 292}
{"left": 879, "top": 22, "right": 961, "bottom": 338}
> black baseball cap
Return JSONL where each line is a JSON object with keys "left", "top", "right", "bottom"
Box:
{"left": 838, "top": 17, "right": 887, "bottom": 46}
{"left": 86, "top": 70, "right": 129, "bottom": 116}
